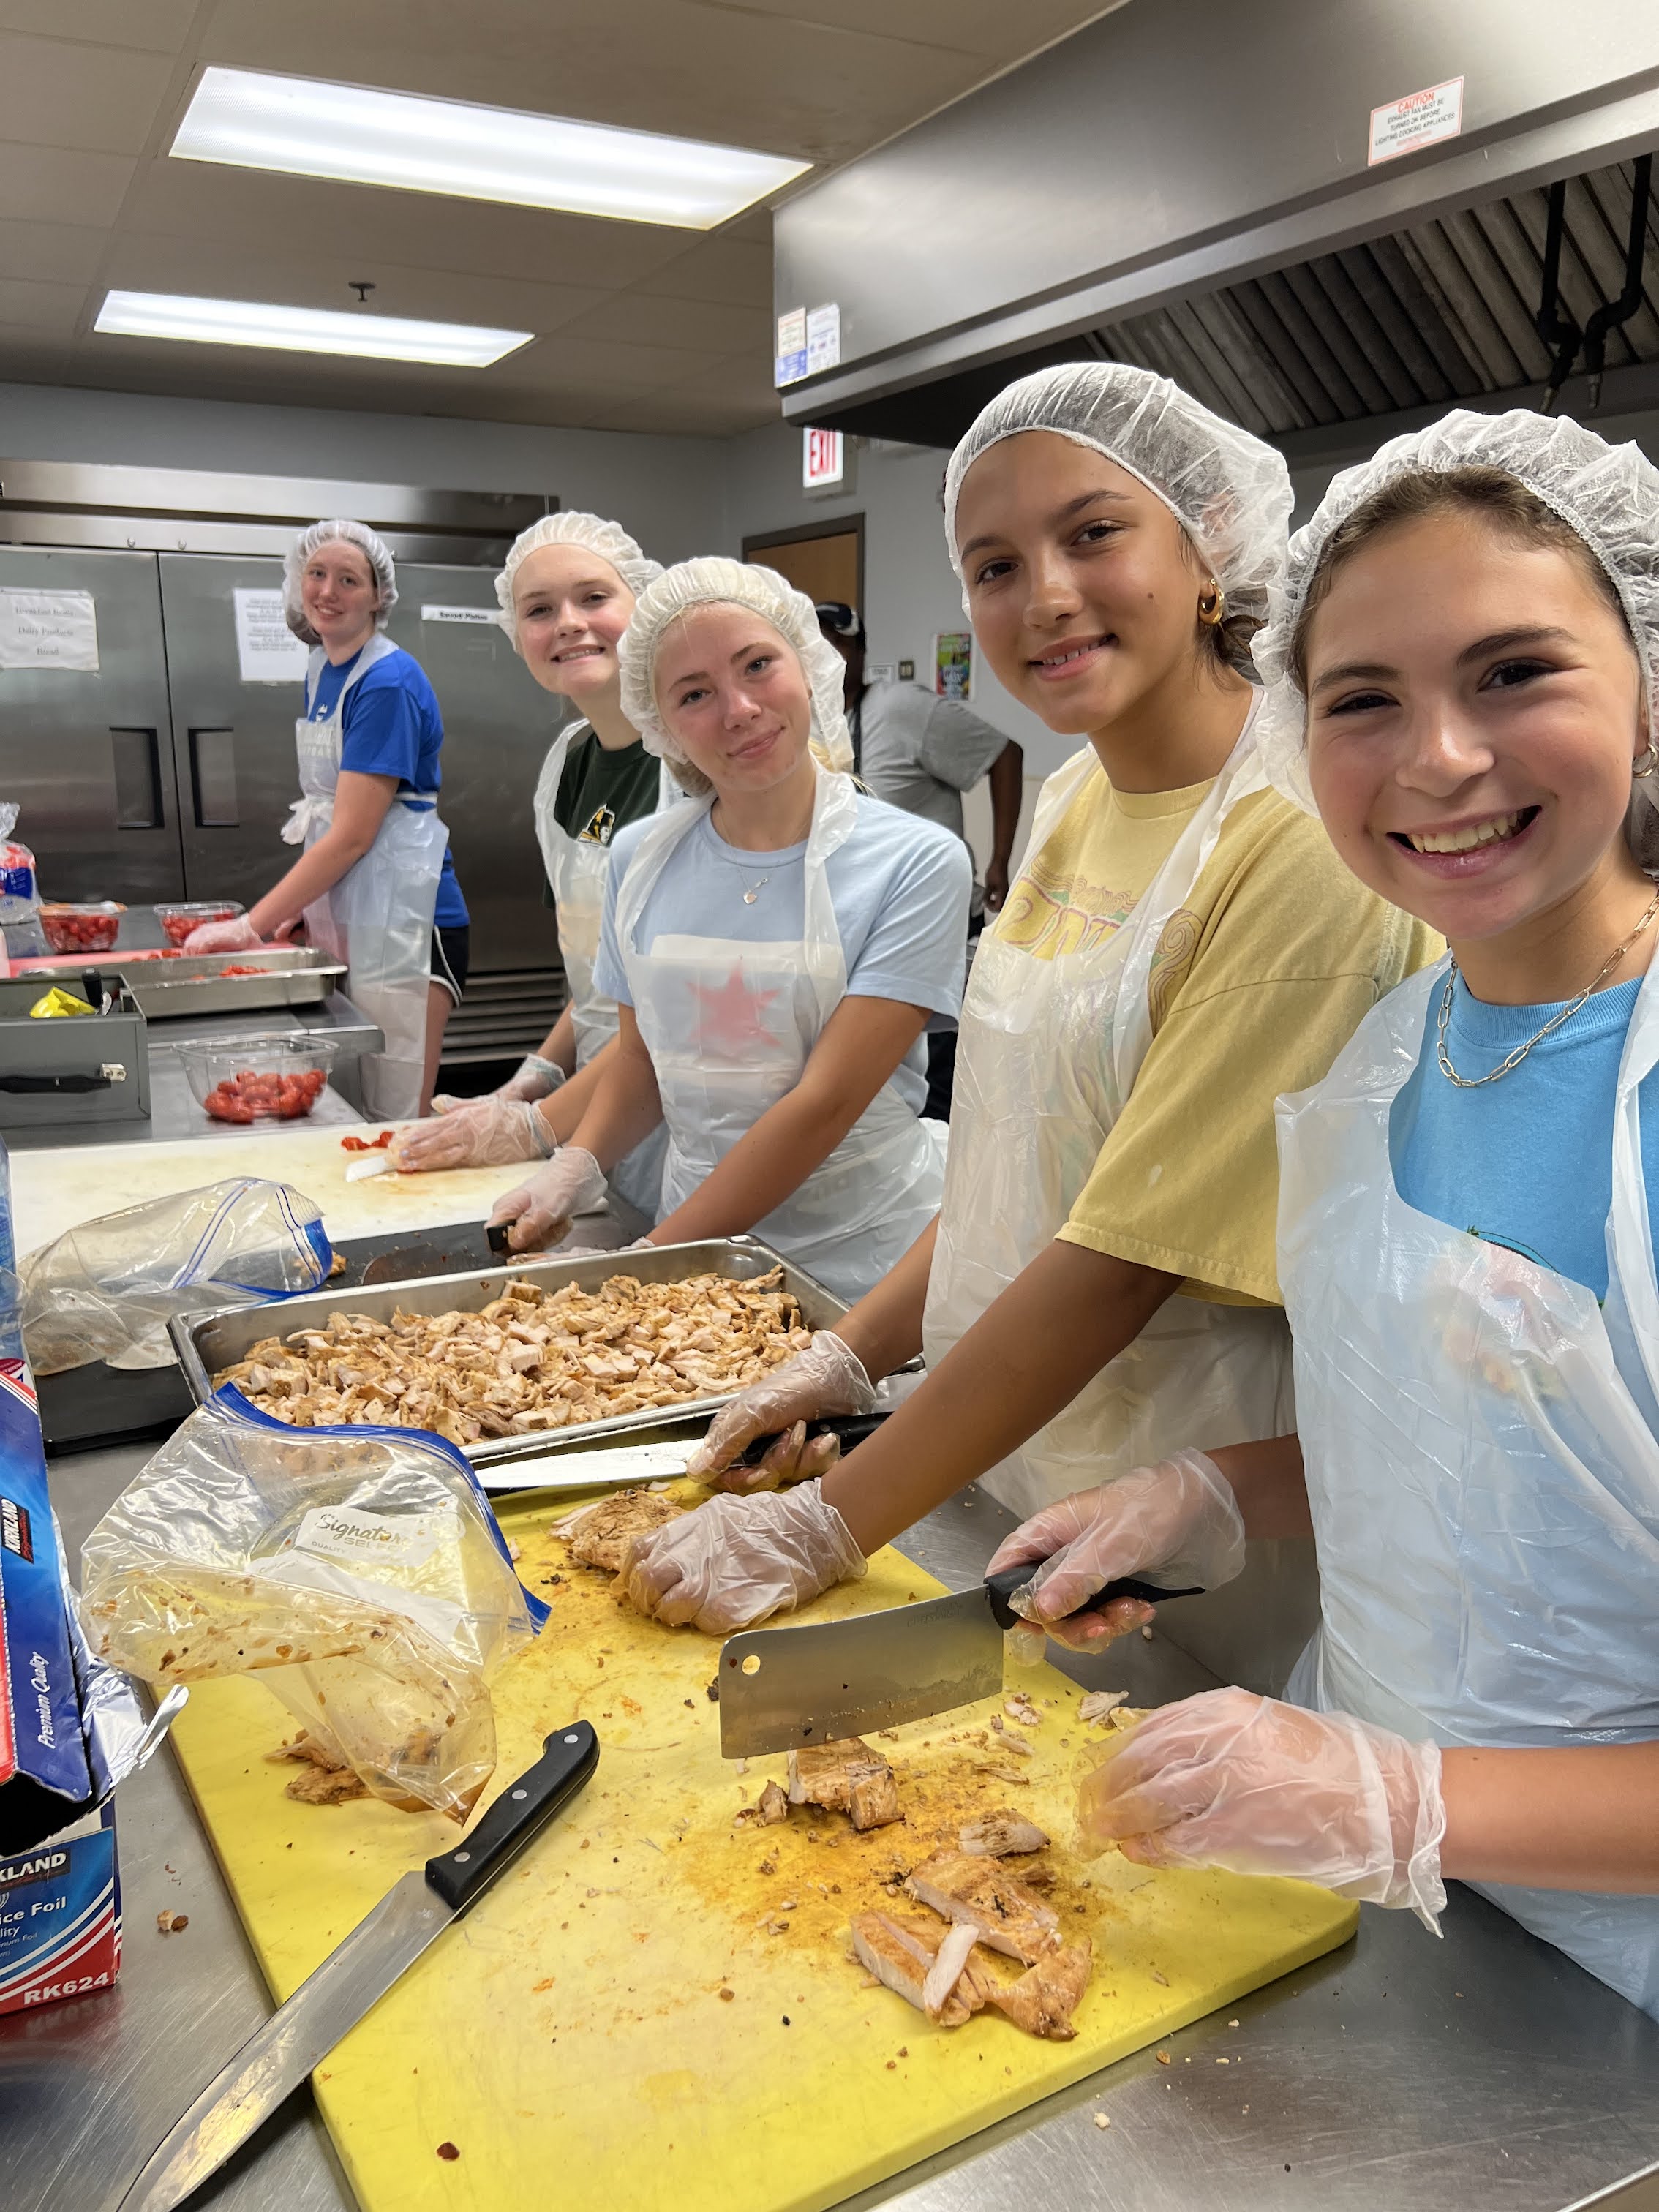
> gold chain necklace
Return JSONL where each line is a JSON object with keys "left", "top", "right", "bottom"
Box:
{"left": 1435, "top": 887, "right": 1659, "bottom": 1088}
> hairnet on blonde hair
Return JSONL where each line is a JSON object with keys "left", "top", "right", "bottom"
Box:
{"left": 284, "top": 519, "right": 398, "bottom": 647}
{"left": 618, "top": 556, "right": 855, "bottom": 784}
{"left": 1253, "top": 407, "right": 1659, "bottom": 827}
{"left": 943, "top": 361, "right": 1293, "bottom": 671}
{"left": 494, "top": 511, "right": 663, "bottom": 650}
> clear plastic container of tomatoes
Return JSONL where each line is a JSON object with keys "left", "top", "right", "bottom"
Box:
{"left": 38, "top": 901, "right": 125, "bottom": 953}
{"left": 174, "top": 1035, "right": 339, "bottom": 1124}
{"left": 154, "top": 899, "right": 247, "bottom": 947}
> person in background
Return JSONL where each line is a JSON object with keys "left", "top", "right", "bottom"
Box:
{"left": 1009, "top": 409, "right": 1659, "bottom": 2020}
{"left": 621, "top": 363, "right": 1436, "bottom": 1639}
{"left": 815, "top": 600, "right": 1024, "bottom": 1116}
{"left": 186, "top": 519, "right": 464, "bottom": 1118}
{"left": 399, "top": 512, "right": 670, "bottom": 1217}
{"left": 482, "top": 557, "right": 971, "bottom": 1302}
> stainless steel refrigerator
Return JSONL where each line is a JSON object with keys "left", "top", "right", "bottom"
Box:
{"left": 0, "top": 536, "right": 569, "bottom": 1063}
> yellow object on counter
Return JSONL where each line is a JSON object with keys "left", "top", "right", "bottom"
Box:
{"left": 29, "top": 987, "right": 94, "bottom": 1018}
{"left": 168, "top": 1510, "right": 1358, "bottom": 2212}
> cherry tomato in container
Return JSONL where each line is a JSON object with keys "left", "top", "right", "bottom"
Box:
{"left": 176, "top": 1037, "right": 337, "bottom": 1123}
{"left": 154, "top": 900, "right": 246, "bottom": 947}
{"left": 39, "top": 902, "right": 124, "bottom": 953}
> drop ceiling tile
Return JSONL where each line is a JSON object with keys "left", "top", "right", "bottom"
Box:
{"left": 509, "top": 331, "right": 729, "bottom": 391}
{"left": 0, "top": 332, "right": 72, "bottom": 384}
{"left": 0, "top": 276, "right": 86, "bottom": 332}
{"left": 0, "top": 1, "right": 198, "bottom": 48}
{"left": 118, "top": 158, "right": 694, "bottom": 290}
{"left": 0, "top": 142, "right": 135, "bottom": 227}
{"left": 556, "top": 289, "right": 772, "bottom": 355}
{"left": 634, "top": 232, "right": 775, "bottom": 310}
{"left": 0, "top": 217, "right": 109, "bottom": 286}
{"left": 0, "top": 33, "right": 176, "bottom": 156}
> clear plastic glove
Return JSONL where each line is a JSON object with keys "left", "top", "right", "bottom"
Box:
{"left": 432, "top": 1055, "right": 565, "bottom": 1115}
{"left": 394, "top": 1095, "right": 552, "bottom": 1174}
{"left": 487, "top": 1146, "right": 607, "bottom": 1253}
{"left": 984, "top": 1451, "right": 1246, "bottom": 1652}
{"left": 619, "top": 1480, "right": 865, "bottom": 1634}
{"left": 183, "top": 914, "right": 263, "bottom": 954}
{"left": 1080, "top": 1687, "right": 1447, "bottom": 1927}
{"left": 689, "top": 1331, "right": 877, "bottom": 1489}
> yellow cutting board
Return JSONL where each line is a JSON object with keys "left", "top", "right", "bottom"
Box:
{"left": 11, "top": 1124, "right": 534, "bottom": 1260}
{"left": 168, "top": 1497, "right": 1356, "bottom": 2212}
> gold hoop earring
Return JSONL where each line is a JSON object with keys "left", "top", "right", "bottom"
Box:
{"left": 1635, "top": 741, "right": 1659, "bottom": 780}
{"left": 1198, "top": 582, "right": 1226, "bottom": 628}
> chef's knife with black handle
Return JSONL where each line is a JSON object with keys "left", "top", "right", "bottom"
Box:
{"left": 110, "top": 1721, "right": 599, "bottom": 2212}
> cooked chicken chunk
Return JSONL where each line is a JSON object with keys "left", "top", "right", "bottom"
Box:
{"left": 902, "top": 1851, "right": 1061, "bottom": 1962}
{"left": 556, "top": 1489, "right": 685, "bottom": 1575}
{"left": 758, "top": 1780, "right": 789, "bottom": 1824}
{"left": 958, "top": 1813, "right": 1050, "bottom": 1857}
{"left": 267, "top": 1732, "right": 369, "bottom": 1806}
{"left": 214, "top": 1269, "right": 812, "bottom": 1445}
{"left": 977, "top": 1940, "right": 1093, "bottom": 2041}
{"left": 787, "top": 1737, "right": 903, "bottom": 1830}
{"left": 849, "top": 1913, "right": 982, "bottom": 2028}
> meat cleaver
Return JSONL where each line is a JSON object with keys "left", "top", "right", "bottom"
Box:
{"left": 716, "top": 1563, "right": 1203, "bottom": 1758}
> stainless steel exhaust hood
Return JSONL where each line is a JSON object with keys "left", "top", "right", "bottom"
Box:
{"left": 775, "top": 0, "right": 1659, "bottom": 451}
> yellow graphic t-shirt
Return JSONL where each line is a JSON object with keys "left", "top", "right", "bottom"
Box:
{"left": 995, "top": 773, "right": 1214, "bottom": 963}
{"left": 987, "top": 755, "right": 1440, "bottom": 1307}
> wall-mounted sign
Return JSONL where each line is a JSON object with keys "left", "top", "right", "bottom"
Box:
{"left": 775, "top": 307, "right": 808, "bottom": 388}
{"left": 802, "top": 428, "right": 843, "bottom": 491}
{"left": 933, "top": 631, "right": 973, "bottom": 702}
{"left": 233, "top": 587, "right": 307, "bottom": 682}
{"left": 0, "top": 587, "right": 98, "bottom": 672}
{"left": 805, "top": 303, "right": 841, "bottom": 376}
{"left": 421, "top": 604, "right": 497, "bottom": 625}
{"left": 1368, "top": 75, "right": 1463, "bottom": 165}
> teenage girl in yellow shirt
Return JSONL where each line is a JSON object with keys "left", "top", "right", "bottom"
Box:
{"left": 623, "top": 361, "right": 1438, "bottom": 1634}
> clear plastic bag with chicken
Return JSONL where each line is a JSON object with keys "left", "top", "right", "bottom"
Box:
{"left": 78, "top": 1396, "right": 546, "bottom": 1820}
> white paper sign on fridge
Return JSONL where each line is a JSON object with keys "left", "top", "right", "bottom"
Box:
{"left": 233, "top": 588, "right": 308, "bottom": 683}
{"left": 0, "top": 588, "right": 99, "bottom": 671}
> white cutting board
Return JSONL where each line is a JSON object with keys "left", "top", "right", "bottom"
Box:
{"left": 10, "top": 1122, "right": 536, "bottom": 1260}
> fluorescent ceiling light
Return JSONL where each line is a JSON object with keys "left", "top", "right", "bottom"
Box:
{"left": 94, "top": 290, "right": 531, "bottom": 367}
{"left": 170, "top": 65, "right": 810, "bottom": 229}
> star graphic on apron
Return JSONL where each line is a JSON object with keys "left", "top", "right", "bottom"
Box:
{"left": 691, "top": 961, "right": 781, "bottom": 1053}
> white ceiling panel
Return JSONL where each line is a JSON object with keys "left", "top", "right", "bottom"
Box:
{"left": 0, "top": 32, "right": 176, "bottom": 156}
{"left": 0, "top": 277, "right": 87, "bottom": 332}
{"left": 0, "top": 0, "right": 200, "bottom": 49}
{"left": 0, "top": 217, "right": 110, "bottom": 285}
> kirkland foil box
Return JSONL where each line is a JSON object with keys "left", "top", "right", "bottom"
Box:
{"left": 0, "top": 1133, "right": 168, "bottom": 2014}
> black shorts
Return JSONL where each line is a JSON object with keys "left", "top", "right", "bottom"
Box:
{"left": 430, "top": 923, "right": 470, "bottom": 1006}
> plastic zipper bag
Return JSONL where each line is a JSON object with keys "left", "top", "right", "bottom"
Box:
{"left": 19, "top": 1177, "right": 333, "bottom": 1374}
{"left": 80, "top": 1395, "right": 546, "bottom": 1821}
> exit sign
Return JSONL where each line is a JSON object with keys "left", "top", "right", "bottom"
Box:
{"left": 803, "top": 427, "right": 843, "bottom": 490}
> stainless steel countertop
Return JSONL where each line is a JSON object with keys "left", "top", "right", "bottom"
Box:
{"left": 9, "top": 1453, "right": 1659, "bottom": 2212}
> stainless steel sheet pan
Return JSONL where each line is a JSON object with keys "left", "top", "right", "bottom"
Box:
{"left": 27, "top": 947, "right": 347, "bottom": 1019}
{"left": 168, "top": 1236, "right": 847, "bottom": 1469}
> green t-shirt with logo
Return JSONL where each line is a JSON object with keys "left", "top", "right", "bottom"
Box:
{"left": 541, "top": 727, "right": 663, "bottom": 906}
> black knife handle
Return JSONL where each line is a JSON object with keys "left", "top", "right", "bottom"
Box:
{"left": 983, "top": 1562, "right": 1205, "bottom": 1632}
{"left": 424, "top": 1721, "right": 598, "bottom": 1914}
{"left": 741, "top": 1409, "right": 891, "bottom": 1467}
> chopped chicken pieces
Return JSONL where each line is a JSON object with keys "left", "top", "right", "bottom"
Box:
{"left": 758, "top": 1781, "right": 789, "bottom": 1825}
{"left": 214, "top": 1268, "right": 812, "bottom": 1445}
{"left": 850, "top": 1914, "right": 980, "bottom": 2028}
{"left": 959, "top": 1813, "right": 1050, "bottom": 1857}
{"left": 977, "top": 1941, "right": 1093, "bottom": 2041}
{"left": 1078, "top": 1690, "right": 1129, "bottom": 1725}
{"left": 903, "top": 1851, "right": 1061, "bottom": 1963}
{"left": 787, "top": 1738, "right": 903, "bottom": 1830}
{"left": 267, "top": 1732, "right": 369, "bottom": 1806}
{"left": 1003, "top": 1692, "right": 1042, "bottom": 1727}
{"left": 555, "top": 1489, "right": 684, "bottom": 1574}
{"left": 922, "top": 1922, "right": 981, "bottom": 2020}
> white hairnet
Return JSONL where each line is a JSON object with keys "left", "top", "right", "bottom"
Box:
{"left": 943, "top": 361, "right": 1293, "bottom": 658}
{"left": 617, "top": 556, "right": 854, "bottom": 774}
{"left": 494, "top": 511, "right": 663, "bottom": 649}
{"left": 1254, "top": 406, "right": 1659, "bottom": 822}
{"left": 284, "top": 519, "right": 397, "bottom": 646}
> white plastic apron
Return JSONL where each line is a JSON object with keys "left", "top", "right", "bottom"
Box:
{"left": 1278, "top": 958, "right": 1659, "bottom": 2018}
{"left": 922, "top": 696, "right": 1294, "bottom": 1523}
{"left": 531, "top": 720, "right": 674, "bottom": 1219}
{"left": 614, "top": 765, "right": 947, "bottom": 1301}
{"left": 283, "top": 634, "right": 448, "bottom": 1121}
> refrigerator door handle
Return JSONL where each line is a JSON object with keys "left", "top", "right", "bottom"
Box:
{"left": 188, "top": 726, "right": 240, "bottom": 828}
{"left": 110, "top": 726, "right": 165, "bottom": 830}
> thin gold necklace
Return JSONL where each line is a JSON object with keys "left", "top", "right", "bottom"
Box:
{"left": 1436, "top": 888, "right": 1659, "bottom": 1088}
